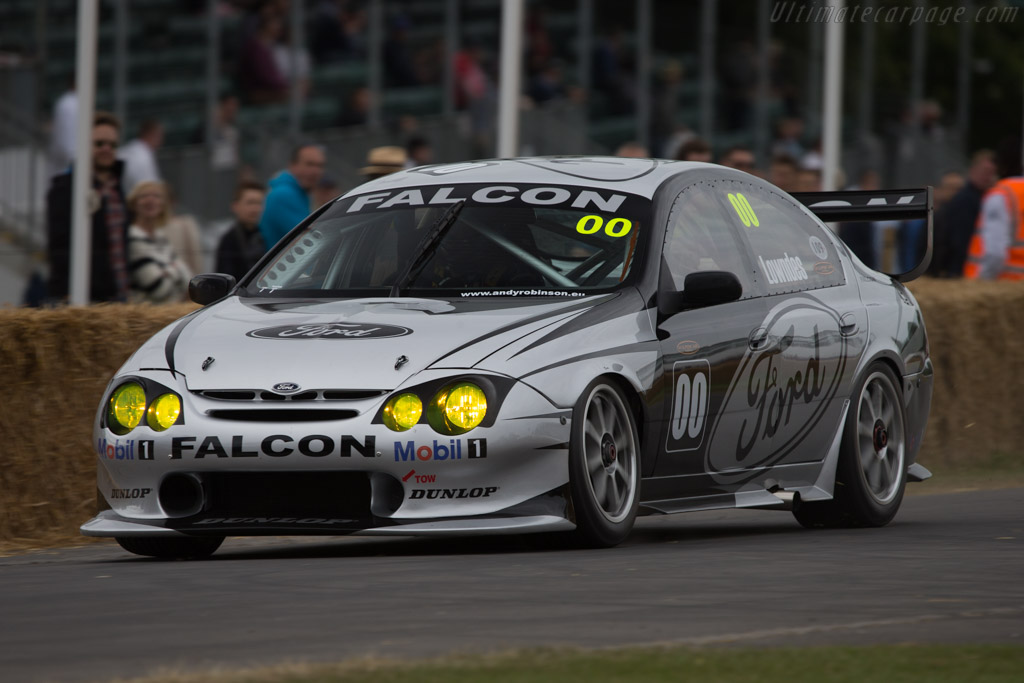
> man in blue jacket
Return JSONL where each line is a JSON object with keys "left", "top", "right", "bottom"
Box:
{"left": 259, "top": 143, "right": 326, "bottom": 249}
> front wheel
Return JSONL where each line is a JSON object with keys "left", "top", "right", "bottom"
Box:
{"left": 568, "top": 379, "right": 641, "bottom": 547}
{"left": 115, "top": 535, "right": 224, "bottom": 559}
{"left": 794, "top": 362, "right": 907, "bottom": 528}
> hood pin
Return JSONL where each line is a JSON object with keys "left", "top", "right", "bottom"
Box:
{"left": 395, "top": 355, "right": 409, "bottom": 370}
{"left": 202, "top": 357, "right": 215, "bottom": 371}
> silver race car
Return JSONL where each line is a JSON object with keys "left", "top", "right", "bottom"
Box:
{"left": 82, "top": 157, "right": 933, "bottom": 558}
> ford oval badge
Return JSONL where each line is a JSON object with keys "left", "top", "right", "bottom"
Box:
{"left": 272, "top": 382, "right": 301, "bottom": 393}
{"left": 247, "top": 323, "right": 413, "bottom": 340}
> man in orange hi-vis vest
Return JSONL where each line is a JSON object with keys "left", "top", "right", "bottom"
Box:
{"left": 964, "top": 142, "right": 1024, "bottom": 280}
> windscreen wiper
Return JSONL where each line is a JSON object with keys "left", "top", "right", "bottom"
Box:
{"left": 390, "top": 200, "right": 466, "bottom": 297}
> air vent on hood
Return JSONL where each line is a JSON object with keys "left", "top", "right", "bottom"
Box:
{"left": 194, "top": 389, "right": 388, "bottom": 402}
{"left": 206, "top": 409, "right": 359, "bottom": 422}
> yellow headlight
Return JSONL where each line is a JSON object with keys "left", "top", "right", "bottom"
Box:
{"left": 383, "top": 393, "right": 423, "bottom": 431}
{"left": 434, "top": 382, "right": 487, "bottom": 434}
{"left": 108, "top": 382, "right": 146, "bottom": 433}
{"left": 147, "top": 393, "right": 181, "bottom": 431}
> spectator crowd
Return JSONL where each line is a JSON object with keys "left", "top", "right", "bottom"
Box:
{"left": 32, "top": 1, "right": 1024, "bottom": 305}
{"left": 40, "top": 108, "right": 422, "bottom": 305}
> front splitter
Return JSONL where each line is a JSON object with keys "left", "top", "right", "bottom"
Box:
{"left": 81, "top": 510, "right": 575, "bottom": 537}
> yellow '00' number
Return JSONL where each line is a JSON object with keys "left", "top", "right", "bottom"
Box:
{"left": 728, "top": 193, "right": 759, "bottom": 227}
{"left": 576, "top": 215, "right": 633, "bottom": 237}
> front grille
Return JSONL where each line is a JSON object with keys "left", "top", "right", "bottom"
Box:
{"left": 205, "top": 409, "right": 359, "bottom": 422}
{"left": 199, "top": 471, "right": 372, "bottom": 518}
{"left": 194, "top": 389, "right": 388, "bottom": 402}
{"left": 322, "top": 390, "right": 390, "bottom": 400}
{"left": 201, "top": 390, "right": 257, "bottom": 400}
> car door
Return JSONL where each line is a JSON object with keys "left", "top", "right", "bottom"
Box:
{"left": 652, "top": 182, "right": 770, "bottom": 487}
{"left": 714, "top": 180, "right": 865, "bottom": 471}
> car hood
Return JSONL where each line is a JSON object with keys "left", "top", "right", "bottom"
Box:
{"left": 172, "top": 295, "right": 616, "bottom": 391}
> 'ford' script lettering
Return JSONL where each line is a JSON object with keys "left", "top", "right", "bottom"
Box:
{"left": 247, "top": 322, "right": 412, "bottom": 340}
{"left": 705, "top": 297, "right": 848, "bottom": 482}
{"left": 735, "top": 326, "right": 825, "bottom": 461}
{"left": 279, "top": 324, "right": 378, "bottom": 338}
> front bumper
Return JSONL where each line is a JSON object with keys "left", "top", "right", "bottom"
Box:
{"left": 84, "top": 369, "right": 573, "bottom": 537}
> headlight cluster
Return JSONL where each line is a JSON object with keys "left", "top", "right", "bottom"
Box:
{"left": 382, "top": 382, "right": 487, "bottom": 435}
{"left": 107, "top": 382, "right": 181, "bottom": 435}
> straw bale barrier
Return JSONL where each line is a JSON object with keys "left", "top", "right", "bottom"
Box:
{"left": 1, "top": 279, "right": 1022, "bottom": 549}
{"left": 1, "top": 304, "right": 196, "bottom": 550}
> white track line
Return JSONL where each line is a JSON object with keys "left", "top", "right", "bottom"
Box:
{"left": 620, "top": 605, "right": 1024, "bottom": 648}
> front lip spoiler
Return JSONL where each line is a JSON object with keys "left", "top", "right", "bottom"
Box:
{"left": 81, "top": 511, "right": 186, "bottom": 537}
{"left": 353, "top": 515, "right": 574, "bottom": 536}
{"left": 81, "top": 510, "right": 575, "bottom": 538}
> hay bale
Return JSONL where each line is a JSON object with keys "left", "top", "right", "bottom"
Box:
{"left": 0, "top": 304, "right": 195, "bottom": 550}
{"left": 908, "top": 278, "right": 1024, "bottom": 468}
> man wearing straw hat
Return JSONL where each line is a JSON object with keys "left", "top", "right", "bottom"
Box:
{"left": 361, "top": 146, "right": 408, "bottom": 180}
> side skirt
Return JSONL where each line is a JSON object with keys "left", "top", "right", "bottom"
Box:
{"left": 639, "top": 400, "right": 850, "bottom": 515}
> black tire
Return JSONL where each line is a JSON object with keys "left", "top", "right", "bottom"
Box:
{"left": 793, "top": 362, "right": 907, "bottom": 529}
{"left": 115, "top": 535, "right": 224, "bottom": 559}
{"left": 568, "top": 379, "right": 641, "bottom": 547}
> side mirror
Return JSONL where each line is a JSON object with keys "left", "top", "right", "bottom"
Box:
{"left": 189, "top": 273, "right": 237, "bottom": 306}
{"left": 659, "top": 270, "right": 742, "bottom": 316}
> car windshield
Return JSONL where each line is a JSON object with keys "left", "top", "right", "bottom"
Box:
{"left": 244, "top": 183, "right": 650, "bottom": 298}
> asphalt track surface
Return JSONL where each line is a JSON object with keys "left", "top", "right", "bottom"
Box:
{"left": 3, "top": 487, "right": 1022, "bottom": 683}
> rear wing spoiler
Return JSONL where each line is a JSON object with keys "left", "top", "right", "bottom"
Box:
{"left": 790, "top": 187, "right": 933, "bottom": 282}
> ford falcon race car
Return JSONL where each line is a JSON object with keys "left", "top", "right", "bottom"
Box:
{"left": 82, "top": 157, "right": 933, "bottom": 559}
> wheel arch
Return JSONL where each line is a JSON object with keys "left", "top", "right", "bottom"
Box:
{"left": 521, "top": 354, "right": 655, "bottom": 415}
{"left": 860, "top": 350, "right": 905, "bottom": 396}
{"left": 595, "top": 372, "right": 647, "bottom": 446}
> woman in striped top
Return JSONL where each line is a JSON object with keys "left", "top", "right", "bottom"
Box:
{"left": 126, "top": 181, "right": 192, "bottom": 303}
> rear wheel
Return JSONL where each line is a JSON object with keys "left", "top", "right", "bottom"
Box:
{"left": 793, "top": 362, "right": 907, "bottom": 528}
{"left": 115, "top": 535, "right": 224, "bottom": 559}
{"left": 568, "top": 379, "right": 640, "bottom": 547}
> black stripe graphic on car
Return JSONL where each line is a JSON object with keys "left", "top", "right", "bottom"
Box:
{"left": 430, "top": 296, "right": 610, "bottom": 366}
{"left": 507, "top": 293, "right": 646, "bottom": 360}
{"left": 163, "top": 308, "right": 204, "bottom": 373}
{"left": 519, "top": 342, "right": 658, "bottom": 381}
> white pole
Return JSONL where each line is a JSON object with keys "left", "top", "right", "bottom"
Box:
{"left": 443, "top": 0, "right": 458, "bottom": 118}
{"left": 70, "top": 0, "right": 99, "bottom": 306}
{"left": 113, "top": 0, "right": 127, "bottom": 126}
{"left": 288, "top": 0, "right": 305, "bottom": 139}
{"left": 205, "top": 0, "right": 219, "bottom": 149}
{"left": 497, "top": 0, "right": 524, "bottom": 158}
{"left": 699, "top": 0, "right": 716, "bottom": 142}
{"left": 368, "top": 0, "right": 382, "bottom": 129}
{"left": 957, "top": 0, "right": 973, "bottom": 157}
{"left": 754, "top": 0, "right": 771, "bottom": 164}
{"left": 821, "top": 0, "right": 845, "bottom": 191}
{"left": 578, "top": 0, "right": 593, "bottom": 145}
{"left": 635, "top": 0, "right": 651, "bottom": 151}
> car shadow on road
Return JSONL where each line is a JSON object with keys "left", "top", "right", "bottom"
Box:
{"left": 102, "top": 511, "right": 822, "bottom": 562}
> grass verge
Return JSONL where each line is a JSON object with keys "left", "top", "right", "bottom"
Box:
{"left": 120, "top": 644, "right": 1024, "bottom": 683}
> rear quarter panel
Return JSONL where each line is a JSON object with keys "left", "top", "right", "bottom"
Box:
{"left": 848, "top": 261, "right": 933, "bottom": 465}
